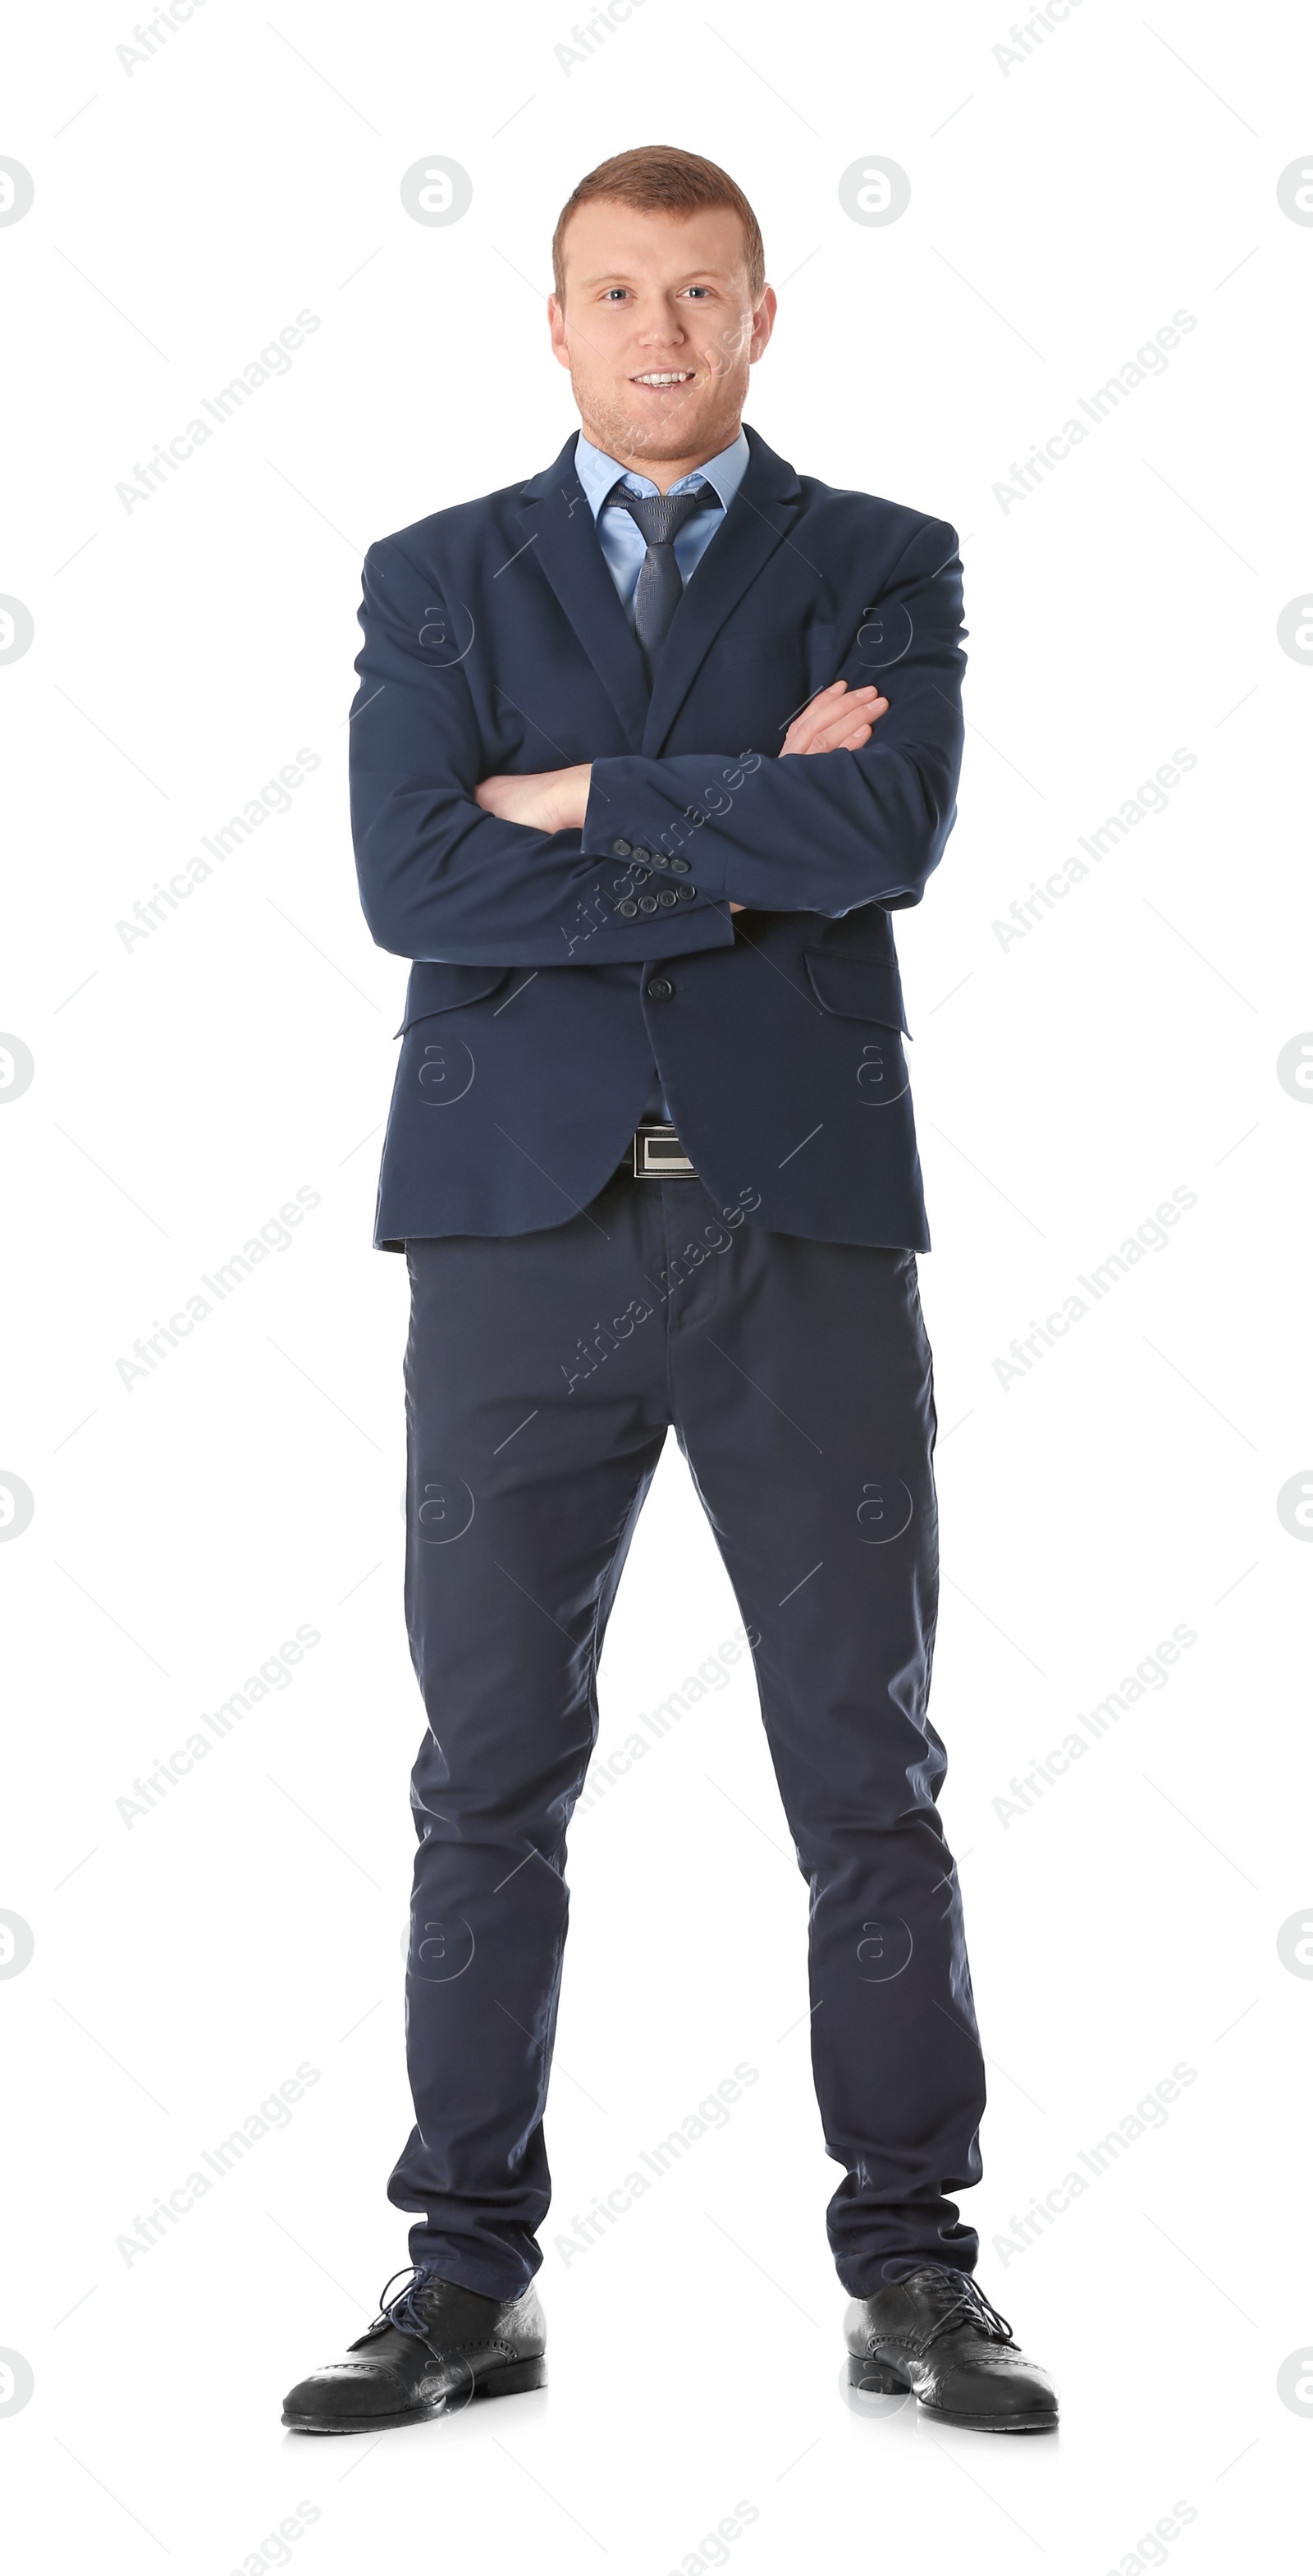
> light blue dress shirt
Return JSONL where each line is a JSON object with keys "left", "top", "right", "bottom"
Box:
{"left": 573, "top": 427, "right": 751, "bottom": 625}
{"left": 571, "top": 428, "right": 750, "bottom": 1133}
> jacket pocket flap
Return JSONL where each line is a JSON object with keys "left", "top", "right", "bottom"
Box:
{"left": 396, "top": 963, "right": 513, "bottom": 1036}
{"left": 803, "top": 950, "right": 910, "bottom": 1034}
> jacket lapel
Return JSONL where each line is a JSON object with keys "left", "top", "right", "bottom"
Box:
{"left": 511, "top": 427, "right": 807, "bottom": 759}
{"left": 512, "top": 438, "right": 651, "bottom": 749}
{"left": 640, "top": 427, "right": 805, "bottom": 755}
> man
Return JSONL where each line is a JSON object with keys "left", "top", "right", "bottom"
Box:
{"left": 283, "top": 146, "right": 1057, "bottom": 2438}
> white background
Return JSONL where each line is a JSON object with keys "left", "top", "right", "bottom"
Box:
{"left": 2, "top": 1, "right": 1311, "bottom": 2568}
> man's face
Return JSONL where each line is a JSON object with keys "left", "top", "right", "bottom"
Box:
{"left": 548, "top": 202, "right": 775, "bottom": 478}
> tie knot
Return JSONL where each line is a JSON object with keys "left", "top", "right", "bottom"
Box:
{"left": 611, "top": 483, "right": 718, "bottom": 547}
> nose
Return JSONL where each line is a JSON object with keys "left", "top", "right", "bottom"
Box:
{"left": 636, "top": 304, "right": 686, "bottom": 350}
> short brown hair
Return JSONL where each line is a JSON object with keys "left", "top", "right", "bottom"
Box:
{"left": 552, "top": 145, "right": 766, "bottom": 302}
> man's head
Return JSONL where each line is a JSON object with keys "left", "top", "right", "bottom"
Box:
{"left": 548, "top": 146, "right": 775, "bottom": 487}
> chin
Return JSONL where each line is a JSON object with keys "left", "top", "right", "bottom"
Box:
{"left": 615, "top": 405, "right": 729, "bottom": 460}
{"left": 624, "top": 424, "right": 708, "bottom": 458}
{"left": 582, "top": 381, "right": 725, "bottom": 464}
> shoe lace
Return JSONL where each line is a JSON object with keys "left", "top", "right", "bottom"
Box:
{"left": 915, "top": 2266, "right": 1015, "bottom": 2352}
{"left": 368, "top": 2266, "right": 437, "bottom": 2345}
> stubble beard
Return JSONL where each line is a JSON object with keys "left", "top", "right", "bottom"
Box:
{"left": 573, "top": 361, "right": 747, "bottom": 471}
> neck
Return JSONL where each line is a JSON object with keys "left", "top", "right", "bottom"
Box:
{"left": 579, "top": 417, "right": 742, "bottom": 493}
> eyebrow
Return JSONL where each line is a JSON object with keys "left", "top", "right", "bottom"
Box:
{"left": 574, "top": 268, "right": 729, "bottom": 288}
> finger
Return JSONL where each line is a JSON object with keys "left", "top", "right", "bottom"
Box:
{"left": 803, "top": 683, "right": 881, "bottom": 719}
{"left": 782, "top": 686, "right": 886, "bottom": 756}
{"left": 791, "top": 686, "right": 882, "bottom": 744}
{"left": 819, "top": 701, "right": 886, "bottom": 746}
{"left": 807, "top": 718, "right": 873, "bottom": 753}
{"left": 830, "top": 693, "right": 885, "bottom": 722}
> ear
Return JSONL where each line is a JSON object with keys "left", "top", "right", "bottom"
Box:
{"left": 749, "top": 285, "right": 778, "bottom": 364}
{"left": 547, "top": 292, "right": 572, "bottom": 369}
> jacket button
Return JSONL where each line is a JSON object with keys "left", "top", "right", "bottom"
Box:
{"left": 657, "top": 889, "right": 677, "bottom": 907}
{"left": 646, "top": 976, "right": 674, "bottom": 1003}
{"left": 631, "top": 844, "right": 652, "bottom": 863}
{"left": 616, "top": 899, "right": 638, "bottom": 917}
{"left": 669, "top": 857, "right": 691, "bottom": 876}
{"left": 675, "top": 884, "right": 697, "bottom": 902}
{"left": 612, "top": 838, "right": 631, "bottom": 857}
{"left": 638, "top": 895, "right": 657, "bottom": 913}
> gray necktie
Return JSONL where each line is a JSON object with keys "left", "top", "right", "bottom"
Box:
{"left": 611, "top": 483, "right": 720, "bottom": 664}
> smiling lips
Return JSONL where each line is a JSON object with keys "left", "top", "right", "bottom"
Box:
{"left": 630, "top": 369, "right": 696, "bottom": 387}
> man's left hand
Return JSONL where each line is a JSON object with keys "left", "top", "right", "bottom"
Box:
{"left": 474, "top": 765, "right": 592, "bottom": 831}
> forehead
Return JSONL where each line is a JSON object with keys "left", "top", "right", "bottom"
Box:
{"left": 560, "top": 199, "right": 749, "bottom": 286}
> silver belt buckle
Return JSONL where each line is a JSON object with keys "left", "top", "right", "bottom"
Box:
{"left": 632, "top": 1122, "right": 698, "bottom": 1179}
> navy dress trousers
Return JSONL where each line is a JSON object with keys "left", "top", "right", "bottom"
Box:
{"left": 349, "top": 423, "right": 988, "bottom": 2299}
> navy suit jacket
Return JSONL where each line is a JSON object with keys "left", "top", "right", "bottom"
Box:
{"left": 349, "top": 424, "right": 966, "bottom": 1250}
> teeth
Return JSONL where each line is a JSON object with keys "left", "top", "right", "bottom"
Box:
{"left": 634, "top": 372, "right": 693, "bottom": 385}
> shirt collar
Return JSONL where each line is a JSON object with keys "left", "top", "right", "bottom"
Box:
{"left": 573, "top": 426, "right": 751, "bottom": 521}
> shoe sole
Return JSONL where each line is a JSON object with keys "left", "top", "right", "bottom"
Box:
{"left": 846, "top": 2354, "right": 1057, "bottom": 2434}
{"left": 282, "top": 2353, "right": 546, "bottom": 2435}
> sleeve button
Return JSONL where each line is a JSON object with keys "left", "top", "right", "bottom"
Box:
{"left": 612, "top": 838, "right": 632, "bottom": 857}
{"left": 616, "top": 899, "right": 638, "bottom": 917}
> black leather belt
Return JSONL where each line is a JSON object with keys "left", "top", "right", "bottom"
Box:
{"left": 630, "top": 1122, "right": 698, "bottom": 1179}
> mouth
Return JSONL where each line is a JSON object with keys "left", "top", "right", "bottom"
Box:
{"left": 629, "top": 369, "right": 697, "bottom": 389}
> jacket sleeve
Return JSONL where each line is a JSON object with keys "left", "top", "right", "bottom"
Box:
{"left": 349, "top": 537, "right": 736, "bottom": 967}
{"left": 579, "top": 517, "right": 967, "bottom": 915}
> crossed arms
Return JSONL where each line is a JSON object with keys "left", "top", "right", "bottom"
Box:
{"left": 349, "top": 515, "right": 965, "bottom": 968}
{"left": 474, "top": 681, "right": 890, "bottom": 910}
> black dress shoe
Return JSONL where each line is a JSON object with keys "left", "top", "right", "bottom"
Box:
{"left": 282, "top": 2268, "right": 547, "bottom": 2434}
{"left": 844, "top": 2265, "right": 1058, "bottom": 2433}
